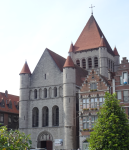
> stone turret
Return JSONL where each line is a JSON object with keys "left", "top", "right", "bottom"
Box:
{"left": 99, "top": 36, "right": 108, "bottom": 77}
{"left": 113, "top": 47, "right": 120, "bottom": 72}
{"left": 19, "top": 61, "right": 31, "bottom": 129}
{"left": 63, "top": 55, "right": 76, "bottom": 149}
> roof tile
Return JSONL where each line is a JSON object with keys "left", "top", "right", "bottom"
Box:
{"left": 20, "top": 62, "right": 31, "bottom": 74}
{"left": 74, "top": 15, "right": 114, "bottom": 55}
{"left": 63, "top": 56, "right": 75, "bottom": 68}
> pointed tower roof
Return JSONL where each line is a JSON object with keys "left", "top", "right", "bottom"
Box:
{"left": 20, "top": 61, "right": 31, "bottom": 74}
{"left": 114, "top": 47, "right": 119, "bottom": 56}
{"left": 99, "top": 36, "right": 106, "bottom": 47}
{"left": 63, "top": 55, "right": 75, "bottom": 68}
{"left": 69, "top": 42, "right": 74, "bottom": 52}
{"left": 74, "top": 15, "right": 114, "bottom": 55}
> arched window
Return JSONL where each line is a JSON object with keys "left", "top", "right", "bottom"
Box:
{"left": 39, "top": 89, "right": 42, "bottom": 99}
{"left": 54, "top": 87, "right": 57, "bottom": 97}
{"left": 52, "top": 106, "right": 59, "bottom": 126}
{"left": 76, "top": 60, "right": 80, "bottom": 67}
{"left": 59, "top": 86, "right": 63, "bottom": 97}
{"left": 49, "top": 87, "right": 52, "bottom": 98}
{"left": 34, "top": 89, "right": 37, "bottom": 99}
{"left": 82, "top": 59, "right": 86, "bottom": 69}
{"left": 94, "top": 57, "right": 98, "bottom": 68}
{"left": 88, "top": 58, "right": 92, "bottom": 68}
{"left": 32, "top": 107, "right": 39, "bottom": 127}
{"left": 29, "top": 90, "right": 33, "bottom": 100}
{"left": 44, "top": 88, "right": 47, "bottom": 98}
{"left": 42, "top": 107, "right": 49, "bottom": 127}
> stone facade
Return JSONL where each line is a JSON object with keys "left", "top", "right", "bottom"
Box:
{"left": 19, "top": 14, "right": 128, "bottom": 150}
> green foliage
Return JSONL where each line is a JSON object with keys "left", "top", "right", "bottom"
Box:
{"left": 88, "top": 92, "right": 129, "bottom": 150}
{"left": 0, "top": 126, "right": 32, "bottom": 150}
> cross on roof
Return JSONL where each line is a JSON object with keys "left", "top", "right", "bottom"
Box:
{"left": 89, "top": 4, "right": 95, "bottom": 15}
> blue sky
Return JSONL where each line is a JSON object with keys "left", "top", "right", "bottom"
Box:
{"left": 0, "top": 0, "right": 129, "bottom": 95}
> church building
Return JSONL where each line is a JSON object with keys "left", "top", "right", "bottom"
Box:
{"left": 19, "top": 13, "right": 127, "bottom": 150}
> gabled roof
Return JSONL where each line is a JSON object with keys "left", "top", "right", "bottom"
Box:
{"left": 20, "top": 61, "right": 31, "bottom": 74}
{"left": 69, "top": 43, "right": 74, "bottom": 53}
{"left": 0, "top": 92, "right": 19, "bottom": 114}
{"left": 74, "top": 15, "right": 114, "bottom": 55}
{"left": 63, "top": 56, "right": 75, "bottom": 68}
{"left": 114, "top": 47, "right": 119, "bottom": 56}
{"left": 47, "top": 48, "right": 66, "bottom": 72}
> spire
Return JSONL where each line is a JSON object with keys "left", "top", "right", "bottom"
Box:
{"left": 63, "top": 56, "right": 75, "bottom": 68}
{"left": 68, "top": 42, "right": 74, "bottom": 53}
{"left": 99, "top": 36, "right": 106, "bottom": 47}
{"left": 114, "top": 47, "right": 119, "bottom": 56}
{"left": 20, "top": 61, "right": 31, "bottom": 74}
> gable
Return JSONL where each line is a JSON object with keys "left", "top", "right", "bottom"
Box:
{"left": 80, "top": 70, "right": 109, "bottom": 92}
{"left": 30, "top": 49, "right": 65, "bottom": 87}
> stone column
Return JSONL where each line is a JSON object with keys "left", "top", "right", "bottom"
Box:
{"left": 37, "top": 89, "right": 39, "bottom": 99}
{"left": 39, "top": 107, "right": 42, "bottom": 127}
{"left": 49, "top": 106, "right": 52, "bottom": 127}
{"left": 57, "top": 86, "right": 59, "bottom": 97}
{"left": 47, "top": 88, "right": 49, "bottom": 98}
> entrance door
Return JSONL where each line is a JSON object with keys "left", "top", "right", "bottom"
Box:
{"left": 41, "top": 141, "right": 46, "bottom": 148}
{"left": 40, "top": 141, "right": 52, "bottom": 150}
{"left": 83, "top": 141, "right": 89, "bottom": 150}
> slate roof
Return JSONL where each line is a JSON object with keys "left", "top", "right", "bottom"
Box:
{"left": 74, "top": 15, "right": 114, "bottom": 55}
{"left": 0, "top": 92, "right": 19, "bottom": 114}
{"left": 20, "top": 61, "right": 31, "bottom": 74}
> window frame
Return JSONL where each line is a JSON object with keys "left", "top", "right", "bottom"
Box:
{"left": 0, "top": 113, "right": 4, "bottom": 123}
{"left": 83, "top": 116, "right": 89, "bottom": 129}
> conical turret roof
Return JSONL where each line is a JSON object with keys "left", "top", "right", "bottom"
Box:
{"left": 114, "top": 47, "right": 119, "bottom": 56}
{"left": 20, "top": 61, "right": 31, "bottom": 74}
{"left": 74, "top": 15, "right": 113, "bottom": 55}
{"left": 63, "top": 56, "right": 75, "bottom": 68}
{"left": 69, "top": 42, "right": 74, "bottom": 52}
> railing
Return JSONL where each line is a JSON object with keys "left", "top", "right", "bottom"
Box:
{"left": 124, "top": 96, "right": 129, "bottom": 102}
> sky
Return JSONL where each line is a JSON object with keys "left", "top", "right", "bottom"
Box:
{"left": 0, "top": 0, "right": 129, "bottom": 96}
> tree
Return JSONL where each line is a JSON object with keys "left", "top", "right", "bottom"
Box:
{"left": 0, "top": 126, "right": 32, "bottom": 150}
{"left": 88, "top": 92, "right": 129, "bottom": 150}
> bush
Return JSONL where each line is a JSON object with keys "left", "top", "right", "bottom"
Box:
{"left": 0, "top": 126, "right": 32, "bottom": 150}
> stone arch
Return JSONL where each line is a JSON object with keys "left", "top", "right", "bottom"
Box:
{"left": 37, "top": 130, "right": 53, "bottom": 148}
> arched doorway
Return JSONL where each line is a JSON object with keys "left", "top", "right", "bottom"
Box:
{"left": 37, "top": 131, "right": 53, "bottom": 150}
{"left": 83, "top": 140, "right": 89, "bottom": 150}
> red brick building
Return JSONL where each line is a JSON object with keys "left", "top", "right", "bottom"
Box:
{"left": 114, "top": 57, "right": 129, "bottom": 115}
{"left": 0, "top": 90, "right": 19, "bottom": 130}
